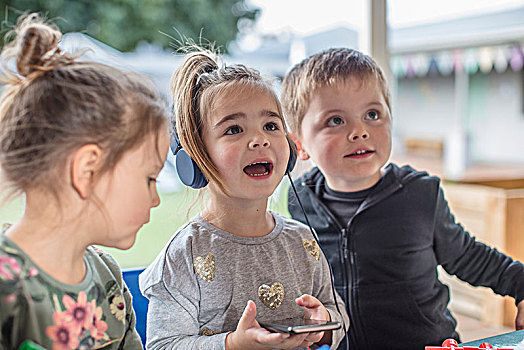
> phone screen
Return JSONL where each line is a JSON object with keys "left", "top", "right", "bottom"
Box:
{"left": 259, "top": 318, "right": 341, "bottom": 334}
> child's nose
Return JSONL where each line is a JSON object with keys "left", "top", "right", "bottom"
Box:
{"left": 249, "top": 134, "right": 270, "bottom": 149}
{"left": 348, "top": 127, "right": 369, "bottom": 142}
{"left": 151, "top": 188, "right": 161, "bottom": 208}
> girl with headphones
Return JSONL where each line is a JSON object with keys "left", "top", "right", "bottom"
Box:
{"left": 139, "top": 48, "right": 348, "bottom": 350}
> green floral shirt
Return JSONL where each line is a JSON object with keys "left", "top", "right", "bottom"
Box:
{"left": 0, "top": 228, "right": 142, "bottom": 350}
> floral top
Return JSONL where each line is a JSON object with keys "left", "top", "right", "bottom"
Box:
{"left": 0, "top": 227, "right": 142, "bottom": 350}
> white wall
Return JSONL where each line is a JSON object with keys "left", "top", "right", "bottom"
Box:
{"left": 468, "top": 70, "right": 524, "bottom": 164}
{"left": 394, "top": 75, "right": 456, "bottom": 142}
{"left": 393, "top": 71, "right": 524, "bottom": 165}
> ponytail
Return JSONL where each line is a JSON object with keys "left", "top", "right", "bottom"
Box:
{"left": 171, "top": 49, "right": 224, "bottom": 191}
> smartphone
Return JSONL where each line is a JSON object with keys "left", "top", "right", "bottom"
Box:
{"left": 258, "top": 318, "right": 341, "bottom": 335}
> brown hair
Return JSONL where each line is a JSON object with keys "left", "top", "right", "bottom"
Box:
{"left": 171, "top": 47, "right": 285, "bottom": 193}
{"left": 0, "top": 13, "right": 169, "bottom": 206}
{"left": 281, "top": 48, "right": 391, "bottom": 134}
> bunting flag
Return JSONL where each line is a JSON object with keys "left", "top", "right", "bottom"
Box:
{"left": 391, "top": 43, "right": 524, "bottom": 78}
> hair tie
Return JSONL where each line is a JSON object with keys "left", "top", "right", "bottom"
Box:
{"left": 196, "top": 72, "right": 210, "bottom": 87}
{"left": 192, "top": 71, "right": 213, "bottom": 118}
{"left": 41, "top": 47, "right": 61, "bottom": 62}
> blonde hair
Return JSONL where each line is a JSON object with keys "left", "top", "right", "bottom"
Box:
{"left": 281, "top": 48, "right": 391, "bottom": 135}
{"left": 0, "top": 13, "right": 169, "bottom": 206}
{"left": 171, "top": 47, "right": 285, "bottom": 193}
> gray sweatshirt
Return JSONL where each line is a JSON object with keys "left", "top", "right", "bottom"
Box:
{"left": 139, "top": 212, "right": 348, "bottom": 349}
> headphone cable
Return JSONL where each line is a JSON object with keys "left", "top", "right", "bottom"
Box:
{"left": 287, "top": 173, "right": 349, "bottom": 350}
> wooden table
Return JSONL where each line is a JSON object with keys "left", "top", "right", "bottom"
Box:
{"left": 389, "top": 154, "right": 524, "bottom": 186}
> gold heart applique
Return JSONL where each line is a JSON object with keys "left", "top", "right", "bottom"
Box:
{"left": 193, "top": 254, "right": 216, "bottom": 282}
{"left": 303, "top": 238, "right": 320, "bottom": 261}
{"left": 258, "top": 282, "right": 284, "bottom": 310}
{"left": 201, "top": 327, "right": 222, "bottom": 336}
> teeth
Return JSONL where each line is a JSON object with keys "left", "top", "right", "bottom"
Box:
{"left": 355, "top": 150, "right": 366, "bottom": 155}
{"left": 250, "top": 172, "right": 269, "bottom": 177}
{"left": 245, "top": 161, "right": 270, "bottom": 177}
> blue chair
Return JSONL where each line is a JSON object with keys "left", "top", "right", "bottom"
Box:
{"left": 121, "top": 268, "right": 332, "bottom": 349}
{"left": 122, "top": 267, "right": 148, "bottom": 347}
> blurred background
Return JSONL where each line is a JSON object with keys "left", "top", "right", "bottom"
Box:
{"left": 1, "top": 0, "right": 523, "bottom": 341}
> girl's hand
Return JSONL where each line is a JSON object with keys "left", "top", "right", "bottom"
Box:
{"left": 295, "top": 294, "right": 331, "bottom": 346}
{"left": 226, "top": 300, "right": 313, "bottom": 350}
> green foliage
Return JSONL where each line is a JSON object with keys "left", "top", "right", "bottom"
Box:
{"left": 0, "top": 0, "right": 259, "bottom": 52}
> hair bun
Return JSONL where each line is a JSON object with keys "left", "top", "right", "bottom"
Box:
{"left": 14, "top": 13, "right": 63, "bottom": 77}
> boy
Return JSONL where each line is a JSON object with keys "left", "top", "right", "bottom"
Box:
{"left": 281, "top": 48, "right": 524, "bottom": 350}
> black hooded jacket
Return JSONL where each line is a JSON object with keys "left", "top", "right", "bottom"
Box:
{"left": 288, "top": 163, "right": 524, "bottom": 350}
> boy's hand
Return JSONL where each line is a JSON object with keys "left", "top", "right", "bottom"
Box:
{"left": 295, "top": 294, "right": 330, "bottom": 345}
{"left": 516, "top": 299, "right": 524, "bottom": 330}
{"left": 226, "top": 300, "right": 312, "bottom": 350}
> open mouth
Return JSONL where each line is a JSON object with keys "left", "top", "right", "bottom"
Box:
{"left": 345, "top": 149, "right": 374, "bottom": 157}
{"left": 243, "top": 161, "right": 273, "bottom": 177}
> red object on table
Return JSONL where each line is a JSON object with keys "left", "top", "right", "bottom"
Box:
{"left": 425, "top": 339, "right": 515, "bottom": 350}
{"left": 443, "top": 339, "right": 459, "bottom": 348}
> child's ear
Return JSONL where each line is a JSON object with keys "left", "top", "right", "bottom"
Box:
{"left": 70, "top": 144, "right": 103, "bottom": 199}
{"left": 289, "top": 132, "right": 310, "bottom": 161}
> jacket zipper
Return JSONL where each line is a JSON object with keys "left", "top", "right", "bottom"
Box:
{"left": 341, "top": 228, "right": 349, "bottom": 260}
{"left": 301, "top": 166, "right": 407, "bottom": 349}
{"left": 306, "top": 193, "right": 368, "bottom": 348}
{"left": 342, "top": 225, "right": 367, "bottom": 349}
{"left": 340, "top": 227, "right": 351, "bottom": 331}
{"left": 311, "top": 199, "right": 360, "bottom": 348}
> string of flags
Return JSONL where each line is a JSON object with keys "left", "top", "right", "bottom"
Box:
{"left": 390, "top": 43, "right": 524, "bottom": 78}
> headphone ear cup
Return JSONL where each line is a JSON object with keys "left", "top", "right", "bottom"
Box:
{"left": 171, "top": 132, "right": 208, "bottom": 189}
{"left": 174, "top": 148, "right": 208, "bottom": 189}
{"left": 286, "top": 139, "right": 297, "bottom": 174}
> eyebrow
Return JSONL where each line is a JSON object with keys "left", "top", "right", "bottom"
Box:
{"left": 213, "top": 110, "right": 281, "bottom": 129}
{"left": 214, "top": 113, "right": 246, "bottom": 129}
{"left": 155, "top": 160, "right": 165, "bottom": 170}
{"left": 320, "top": 102, "right": 385, "bottom": 117}
{"left": 264, "top": 109, "right": 281, "bottom": 119}
{"left": 323, "top": 109, "right": 344, "bottom": 115}
{"left": 365, "top": 101, "right": 385, "bottom": 109}
{"left": 318, "top": 109, "right": 344, "bottom": 119}
{"left": 149, "top": 157, "right": 166, "bottom": 172}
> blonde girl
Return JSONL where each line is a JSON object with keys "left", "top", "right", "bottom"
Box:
{"left": 140, "top": 48, "right": 348, "bottom": 350}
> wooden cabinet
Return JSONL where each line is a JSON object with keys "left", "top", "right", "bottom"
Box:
{"left": 438, "top": 181, "right": 524, "bottom": 328}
